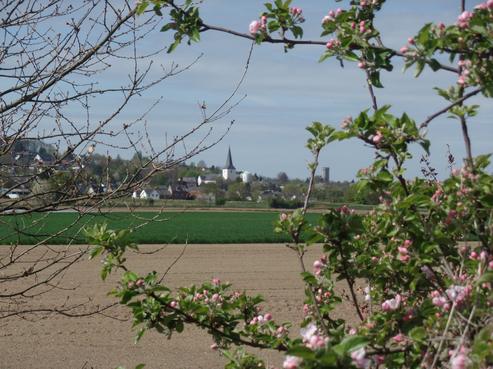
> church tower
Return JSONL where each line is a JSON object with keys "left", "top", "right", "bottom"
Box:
{"left": 222, "top": 147, "right": 237, "bottom": 181}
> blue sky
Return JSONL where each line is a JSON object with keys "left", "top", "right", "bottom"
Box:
{"left": 96, "top": 1, "right": 492, "bottom": 180}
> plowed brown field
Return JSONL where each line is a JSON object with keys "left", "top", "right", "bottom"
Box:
{"left": 0, "top": 244, "right": 359, "bottom": 369}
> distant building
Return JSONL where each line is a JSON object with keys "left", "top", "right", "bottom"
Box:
{"left": 197, "top": 174, "right": 218, "bottom": 186}
{"left": 222, "top": 147, "right": 238, "bottom": 181}
{"left": 240, "top": 171, "right": 252, "bottom": 183}
{"left": 323, "top": 167, "right": 330, "bottom": 183}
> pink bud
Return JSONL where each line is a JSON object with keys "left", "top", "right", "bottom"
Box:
{"left": 372, "top": 132, "right": 383, "bottom": 144}
{"left": 210, "top": 343, "right": 218, "bottom": 351}
{"left": 408, "top": 37, "right": 415, "bottom": 45}
{"left": 488, "top": 260, "right": 493, "bottom": 270}
{"left": 358, "top": 61, "right": 366, "bottom": 69}
{"left": 400, "top": 46, "right": 409, "bottom": 54}
{"left": 212, "top": 277, "right": 221, "bottom": 285}
{"left": 170, "top": 300, "right": 178, "bottom": 308}
{"left": 249, "top": 20, "right": 261, "bottom": 34}
{"left": 328, "top": 10, "right": 336, "bottom": 17}
{"left": 264, "top": 313, "right": 272, "bottom": 321}
{"left": 470, "top": 251, "right": 478, "bottom": 260}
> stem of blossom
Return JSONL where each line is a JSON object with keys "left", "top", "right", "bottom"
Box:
{"left": 293, "top": 147, "right": 330, "bottom": 335}
{"left": 365, "top": 69, "right": 379, "bottom": 111}
{"left": 429, "top": 302, "right": 457, "bottom": 369}
{"left": 336, "top": 240, "right": 365, "bottom": 322}
{"left": 418, "top": 88, "right": 482, "bottom": 130}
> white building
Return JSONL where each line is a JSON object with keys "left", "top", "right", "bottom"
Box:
{"left": 222, "top": 147, "right": 238, "bottom": 181}
{"left": 240, "top": 171, "right": 252, "bottom": 183}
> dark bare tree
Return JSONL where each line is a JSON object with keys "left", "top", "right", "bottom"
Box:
{"left": 0, "top": 0, "right": 249, "bottom": 320}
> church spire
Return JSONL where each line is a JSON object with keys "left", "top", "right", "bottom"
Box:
{"left": 224, "top": 147, "right": 235, "bottom": 170}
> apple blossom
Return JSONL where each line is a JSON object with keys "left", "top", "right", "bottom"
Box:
{"left": 381, "top": 294, "right": 402, "bottom": 311}
{"left": 249, "top": 20, "right": 261, "bottom": 34}
{"left": 351, "top": 347, "right": 370, "bottom": 369}
{"left": 283, "top": 356, "right": 302, "bottom": 369}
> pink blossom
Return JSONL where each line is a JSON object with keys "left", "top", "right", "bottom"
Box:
{"left": 170, "top": 300, "right": 178, "bottom": 308}
{"left": 450, "top": 353, "right": 471, "bottom": 369}
{"left": 351, "top": 347, "right": 370, "bottom": 369}
{"left": 249, "top": 20, "right": 261, "bottom": 34}
{"left": 307, "top": 334, "right": 328, "bottom": 349}
{"left": 457, "top": 11, "right": 473, "bottom": 29}
{"left": 446, "top": 285, "right": 472, "bottom": 305}
{"left": 326, "top": 39, "right": 336, "bottom": 49}
{"left": 488, "top": 260, "right": 493, "bottom": 270}
{"left": 392, "top": 333, "right": 406, "bottom": 343}
{"left": 328, "top": 10, "right": 336, "bottom": 18}
{"left": 276, "top": 326, "right": 287, "bottom": 338}
{"left": 280, "top": 213, "right": 288, "bottom": 221}
{"left": 408, "top": 37, "right": 415, "bottom": 45}
{"left": 210, "top": 343, "right": 218, "bottom": 351}
{"left": 322, "top": 15, "right": 333, "bottom": 24}
{"left": 336, "top": 8, "right": 343, "bottom": 16}
{"left": 381, "top": 294, "right": 402, "bottom": 312}
{"left": 488, "top": 0, "right": 493, "bottom": 9}
{"left": 400, "top": 46, "right": 409, "bottom": 54}
{"left": 372, "top": 132, "right": 383, "bottom": 144}
{"left": 375, "top": 355, "right": 385, "bottom": 365}
{"left": 475, "top": 3, "right": 488, "bottom": 10}
{"left": 212, "top": 277, "right": 221, "bottom": 285}
{"left": 290, "top": 7, "right": 302, "bottom": 16}
{"left": 470, "top": 251, "right": 478, "bottom": 260}
{"left": 135, "top": 279, "right": 145, "bottom": 288}
{"left": 264, "top": 312, "right": 272, "bottom": 321}
{"left": 300, "top": 323, "right": 318, "bottom": 341}
{"left": 210, "top": 293, "right": 222, "bottom": 303}
{"left": 303, "top": 304, "right": 310, "bottom": 315}
{"left": 340, "top": 116, "right": 352, "bottom": 129}
{"left": 283, "top": 356, "right": 302, "bottom": 369}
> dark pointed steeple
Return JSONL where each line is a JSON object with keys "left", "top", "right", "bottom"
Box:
{"left": 224, "top": 147, "right": 235, "bottom": 170}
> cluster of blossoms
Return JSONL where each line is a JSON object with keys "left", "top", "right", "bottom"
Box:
{"left": 314, "top": 287, "right": 332, "bottom": 304}
{"left": 397, "top": 239, "right": 412, "bottom": 263}
{"left": 399, "top": 37, "right": 415, "bottom": 55}
{"left": 381, "top": 293, "right": 402, "bottom": 312}
{"left": 313, "top": 255, "right": 327, "bottom": 276}
{"left": 371, "top": 131, "right": 383, "bottom": 145}
{"left": 283, "top": 355, "right": 302, "bottom": 369}
{"left": 249, "top": 312, "right": 272, "bottom": 325}
{"left": 475, "top": 0, "right": 493, "bottom": 10}
{"left": 325, "top": 38, "right": 341, "bottom": 50}
{"left": 457, "top": 11, "right": 473, "bottom": 29}
{"left": 449, "top": 347, "right": 472, "bottom": 369}
{"left": 127, "top": 278, "right": 145, "bottom": 289}
{"left": 431, "top": 285, "right": 472, "bottom": 311}
{"left": 300, "top": 323, "right": 329, "bottom": 350}
{"left": 351, "top": 347, "right": 371, "bottom": 369}
{"left": 249, "top": 15, "right": 267, "bottom": 34}
{"left": 457, "top": 59, "right": 473, "bottom": 86}
{"left": 321, "top": 8, "right": 343, "bottom": 24}
{"left": 290, "top": 6, "right": 304, "bottom": 21}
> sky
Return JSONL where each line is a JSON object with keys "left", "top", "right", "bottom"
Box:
{"left": 70, "top": 1, "right": 493, "bottom": 180}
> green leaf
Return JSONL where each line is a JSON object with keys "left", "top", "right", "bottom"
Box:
{"left": 409, "top": 327, "right": 426, "bottom": 343}
{"left": 369, "top": 71, "right": 383, "bottom": 88}
{"left": 478, "top": 271, "right": 493, "bottom": 284}
{"left": 287, "top": 346, "right": 316, "bottom": 360}
{"left": 333, "top": 336, "right": 368, "bottom": 357}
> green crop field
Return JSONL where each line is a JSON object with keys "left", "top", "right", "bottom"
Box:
{"left": 0, "top": 211, "right": 322, "bottom": 245}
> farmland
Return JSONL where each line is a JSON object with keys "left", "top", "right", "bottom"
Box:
{"left": 0, "top": 211, "right": 323, "bottom": 245}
